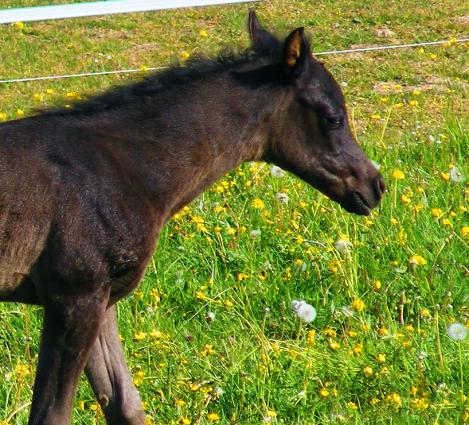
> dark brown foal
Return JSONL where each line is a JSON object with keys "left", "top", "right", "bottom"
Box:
{"left": 0, "top": 11, "right": 384, "bottom": 424}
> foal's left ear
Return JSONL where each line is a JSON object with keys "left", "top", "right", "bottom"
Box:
{"left": 284, "top": 27, "right": 309, "bottom": 72}
{"left": 248, "top": 10, "right": 280, "bottom": 54}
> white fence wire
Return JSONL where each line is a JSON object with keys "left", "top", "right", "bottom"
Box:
{"left": 0, "top": 37, "right": 467, "bottom": 85}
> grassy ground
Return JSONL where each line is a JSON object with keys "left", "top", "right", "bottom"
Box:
{"left": 0, "top": 1, "right": 468, "bottom": 424}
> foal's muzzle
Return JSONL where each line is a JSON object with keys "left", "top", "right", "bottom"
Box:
{"left": 342, "top": 173, "right": 385, "bottom": 215}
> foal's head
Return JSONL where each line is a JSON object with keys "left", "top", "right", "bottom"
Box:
{"left": 249, "top": 12, "right": 385, "bottom": 215}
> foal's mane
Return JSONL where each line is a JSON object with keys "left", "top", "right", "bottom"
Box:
{"left": 43, "top": 45, "right": 282, "bottom": 117}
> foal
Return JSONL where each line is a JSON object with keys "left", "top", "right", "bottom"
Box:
{"left": 0, "top": 11, "right": 384, "bottom": 425}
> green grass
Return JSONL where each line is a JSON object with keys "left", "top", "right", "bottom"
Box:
{"left": 0, "top": 1, "right": 468, "bottom": 424}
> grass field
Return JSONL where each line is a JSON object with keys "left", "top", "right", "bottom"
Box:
{"left": 0, "top": 1, "right": 468, "bottom": 424}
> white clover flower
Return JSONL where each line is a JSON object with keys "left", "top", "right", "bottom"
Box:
{"left": 334, "top": 238, "right": 352, "bottom": 254}
{"left": 291, "top": 300, "right": 317, "bottom": 323}
{"left": 447, "top": 322, "right": 468, "bottom": 341}
{"left": 449, "top": 166, "right": 465, "bottom": 183}
{"left": 270, "top": 165, "right": 286, "bottom": 178}
{"left": 206, "top": 312, "right": 216, "bottom": 322}
{"left": 276, "top": 192, "right": 289, "bottom": 204}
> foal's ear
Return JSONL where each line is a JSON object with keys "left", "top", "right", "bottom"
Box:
{"left": 284, "top": 27, "right": 309, "bottom": 72}
{"left": 248, "top": 10, "right": 280, "bottom": 54}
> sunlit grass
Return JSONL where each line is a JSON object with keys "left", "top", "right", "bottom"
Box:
{"left": 0, "top": 1, "right": 467, "bottom": 424}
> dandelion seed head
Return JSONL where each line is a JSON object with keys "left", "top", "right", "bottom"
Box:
{"left": 276, "top": 192, "right": 289, "bottom": 204}
{"left": 270, "top": 165, "right": 286, "bottom": 178}
{"left": 334, "top": 238, "right": 352, "bottom": 254}
{"left": 291, "top": 300, "right": 317, "bottom": 323}
{"left": 449, "top": 166, "right": 465, "bottom": 183}
{"left": 447, "top": 322, "right": 467, "bottom": 340}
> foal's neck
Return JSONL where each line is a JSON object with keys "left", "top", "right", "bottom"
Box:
{"left": 115, "top": 69, "right": 284, "bottom": 220}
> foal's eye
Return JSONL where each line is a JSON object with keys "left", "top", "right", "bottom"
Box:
{"left": 322, "top": 116, "right": 343, "bottom": 130}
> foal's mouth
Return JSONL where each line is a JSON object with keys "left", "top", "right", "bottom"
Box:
{"left": 347, "top": 191, "right": 373, "bottom": 216}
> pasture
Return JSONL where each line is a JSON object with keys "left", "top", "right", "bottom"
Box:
{"left": 0, "top": 0, "right": 468, "bottom": 423}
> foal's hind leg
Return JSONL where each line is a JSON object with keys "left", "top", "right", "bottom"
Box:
{"left": 28, "top": 289, "right": 109, "bottom": 425}
{"left": 85, "top": 305, "right": 146, "bottom": 425}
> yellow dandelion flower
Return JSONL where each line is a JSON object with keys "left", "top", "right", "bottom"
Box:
{"left": 323, "top": 328, "right": 337, "bottom": 338}
{"left": 409, "top": 255, "right": 427, "bottom": 266}
{"left": 371, "top": 114, "right": 381, "bottom": 120}
{"left": 306, "top": 329, "right": 316, "bottom": 346}
{"left": 251, "top": 198, "right": 265, "bottom": 209}
{"left": 374, "top": 280, "right": 382, "bottom": 290}
{"left": 226, "top": 227, "right": 236, "bottom": 235}
{"left": 0, "top": 112, "right": 7, "bottom": 121}
{"left": 133, "top": 332, "right": 147, "bottom": 341}
{"left": 195, "top": 291, "right": 208, "bottom": 301}
{"left": 420, "top": 308, "right": 431, "bottom": 318}
{"left": 347, "top": 401, "right": 358, "bottom": 410}
{"left": 12, "top": 21, "right": 25, "bottom": 29}
{"left": 353, "top": 342, "right": 363, "bottom": 355}
{"left": 199, "top": 29, "right": 208, "bottom": 37}
{"left": 440, "top": 172, "right": 450, "bottom": 181}
{"left": 388, "top": 392, "right": 402, "bottom": 407}
{"left": 378, "top": 327, "right": 388, "bottom": 336}
{"left": 390, "top": 217, "right": 398, "bottom": 225}
{"left": 431, "top": 208, "right": 443, "bottom": 217}
{"left": 363, "top": 366, "right": 373, "bottom": 377}
{"left": 328, "top": 341, "right": 340, "bottom": 351}
{"left": 14, "top": 363, "right": 30, "bottom": 377}
{"left": 392, "top": 169, "right": 405, "bottom": 180}
{"left": 180, "top": 417, "right": 191, "bottom": 425}
{"left": 400, "top": 194, "right": 411, "bottom": 205}
{"left": 265, "top": 410, "right": 277, "bottom": 418}
{"left": 16, "top": 109, "right": 25, "bottom": 117}
{"left": 180, "top": 51, "right": 190, "bottom": 60}
{"left": 410, "top": 397, "right": 429, "bottom": 410}
{"left": 460, "top": 226, "right": 469, "bottom": 239}
{"left": 441, "top": 218, "right": 453, "bottom": 228}
{"left": 207, "top": 412, "right": 221, "bottom": 422}
{"left": 376, "top": 353, "right": 386, "bottom": 363}
{"left": 370, "top": 398, "right": 381, "bottom": 405}
{"left": 351, "top": 298, "right": 365, "bottom": 312}
{"left": 414, "top": 204, "right": 424, "bottom": 213}
{"left": 319, "top": 388, "right": 330, "bottom": 397}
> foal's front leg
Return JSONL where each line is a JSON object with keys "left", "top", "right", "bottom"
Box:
{"left": 85, "top": 305, "right": 146, "bottom": 425}
{"left": 28, "top": 289, "right": 109, "bottom": 425}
